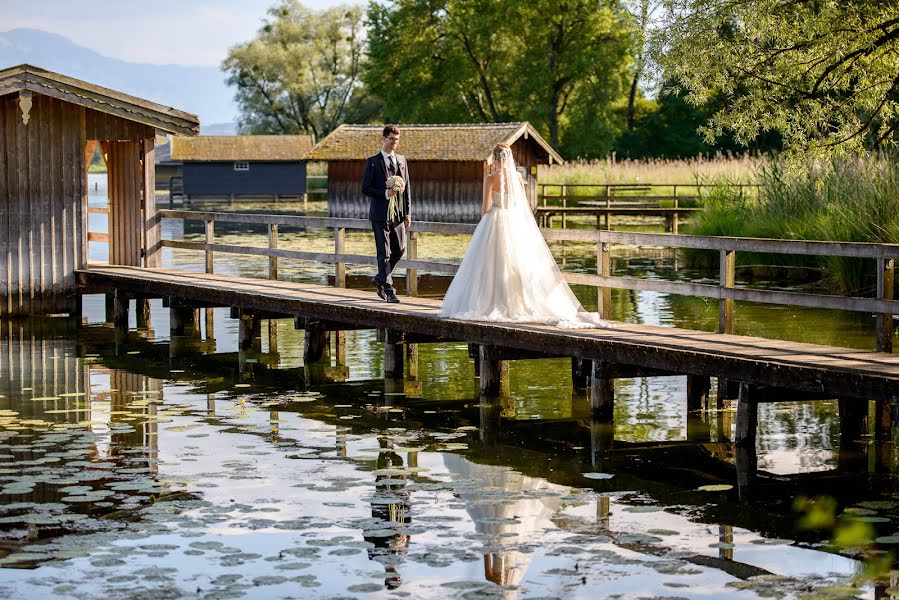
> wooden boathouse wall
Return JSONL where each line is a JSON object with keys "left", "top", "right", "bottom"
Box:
{"left": 0, "top": 64, "right": 198, "bottom": 316}
{"left": 0, "top": 95, "right": 156, "bottom": 315}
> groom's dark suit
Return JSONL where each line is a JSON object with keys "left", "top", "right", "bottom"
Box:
{"left": 362, "top": 152, "right": 412, "bottom": 295}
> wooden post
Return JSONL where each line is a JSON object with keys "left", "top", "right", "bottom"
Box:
{"left": 269, "top": 224, "right": 278, "bottom": 280}
{"left": 874, "top": 397, "right": 892, "bottom": 440}
{"left": 561, "top": 184, "right": 567, "bottom": 229}
{"left": 205, "top": 307, "right": 215, "bottom": 341}
{"left": 406, "top": 231, "right": 418, "bottom": 297}
{"left": 406, "top": 343, "right": 419, "bottom": 380}
{"left": 597, "top": 240, "right": 612, "bottom": 320}
{"left": 268, "top": 319, "right": 278, "bottom": 353}
{"left": 590, "top": 360, "right": 614, "bottom": 419}
{"left": 142, "top": 138, "right": 161, "bottom": 268}
{"left": 735, "top": 446, "right": 757, "bottom": 502}
{"left": 686, "top": 375, "right": 710, "bottom": 411}
{"left": 113, "top": 290, "right": 129, "bottom": 329}
{"left": 479, "top": 345, "right": 507, "bottom": 396}
{"left": 334, "top": 226, "right": 345, "bottom": 288}
{"left": 170, "top": 302, "right": 198, "bottom": 337}
{"left": 135, "top": 298, "right": 151, "bottom": 329}
{"left": 838, "top": 397, "right": 867, "bottom": 440}
{"left": 303, "top": 320, "right": 329, "bottom": 364}
{"left": 876, "top": 257, "right": 894, "bottom": 353}
{"left": 469, "top": 343, "right": 481, "bottom": 377}
{"left": 717, "top": 249, "right": 736, "bottom": 403}
{"left": 205, "top": 219, "right": 214, "bottom": 274}
{"left": 571, "top": 357, "right": 590, "bottom": 391}
{"left": 672, "top": 184, "right": 679, "bottom": 236}
{"left": 383, "top": 329, "right": 404, "bottom": 380}
{"left": 104, "top": 292, "right": 116, "bottom": 324}
{"left": 238, "top": 312, "right": 260, "bottom": 351}
{"left": 605, "top": 184, "right": 611, "bottom": 230}
{"left": 734, "top": 382, "right": 757, "bottom": 446}
{"left": 718, "top": 524, "right": 735, "bottom": 560}
{"left": 335, "top": 330, "right": 347, "bottom": 366}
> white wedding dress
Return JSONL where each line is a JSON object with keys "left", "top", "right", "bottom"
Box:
{"left": 439, "top": 153, "right": 608, "bottom": 328}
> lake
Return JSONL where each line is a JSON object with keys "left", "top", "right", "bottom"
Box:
{"left": 0, "top": 175, "right": 894, "bottom": 598}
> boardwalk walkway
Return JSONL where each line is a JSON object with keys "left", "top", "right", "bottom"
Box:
{"left": 79, "top": 265, "right": 899, "bottom": 439}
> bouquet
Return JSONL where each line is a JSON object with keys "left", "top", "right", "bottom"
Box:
{"left": 386, "top": 175, "right": 405, "bottom": 220}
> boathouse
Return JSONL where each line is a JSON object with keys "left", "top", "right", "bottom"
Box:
{"left": 0, "top": 64, "right": 199, "bottom": 316}
{"left": 303, "top": 122, "right": 564, "bottom": 223}
{"left": 170, "top": 135, "right": 312, "bottom": 201}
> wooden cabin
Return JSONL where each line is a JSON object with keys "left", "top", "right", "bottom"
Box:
{"left": 0, "top": 64, "right": 199, "bottom": 316}
{"left": 304, "top": 122, "right": 564, "bottom": 223}
{"left": 170, "top": 135, "right": 312, "bottom": 201}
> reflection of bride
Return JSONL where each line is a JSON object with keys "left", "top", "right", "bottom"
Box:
{"left": 442, "top": 454, "right": 567, "bottom": 596}
{"left": 439, "top": 143, "right": 608, "bottom": 328}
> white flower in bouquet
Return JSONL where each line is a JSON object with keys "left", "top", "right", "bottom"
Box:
{"left": 386, "top": 175, "right": 406, "bottom": 193}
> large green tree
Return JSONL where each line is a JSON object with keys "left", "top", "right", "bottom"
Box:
{"left": 654, "top": 0, "right": 899, "bottom": 154}
{"left": 223, "top": 1, "right": 374, "bottom": 138}
{"left": 364, "top": 0, "right": 633, "bottom": 157}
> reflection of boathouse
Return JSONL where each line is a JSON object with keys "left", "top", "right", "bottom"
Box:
{"left": 0, "top": 64, "right": 199, "bottom": 316}
{"left": 304, "top": 122, "right": 564, "bottom": 223}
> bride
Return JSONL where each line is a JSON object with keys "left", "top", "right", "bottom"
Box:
{"left": 439, "top": 143, "right": 609, "bottom": 328}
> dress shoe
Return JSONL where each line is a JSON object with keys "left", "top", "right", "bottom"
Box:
{"left": 371, "top": 277, "right": 387, "bottom": 301}
{"left": 385, "top": 291, "right": 401, "bottom": 304}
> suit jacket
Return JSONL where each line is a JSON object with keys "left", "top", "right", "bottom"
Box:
{"left": 361, "top": 152, "right": 412, "bottom": 222}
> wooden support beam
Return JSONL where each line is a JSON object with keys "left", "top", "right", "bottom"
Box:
{"left": 113, "top": 290, "right": 129, "bottom": 329}
{"left": 874, "top": 397, "right": 892, "bottom": 441}
{"left": 590, "top": 360, "right": 614, "bottom": 419}
{"left": 269, "top": 224, "right": 278, "bottom": 280}
{"left": 479, "top": 345, "right": 507, "bottom": 396}
{"left": 104, "top": 292, "right": 115, "bottom": 323}
{"left": 335, "top": 330, "right": 346, "bottom": 366}
{"left": 572, "top": 357, "right": 590, "bottom": 391}
{"left": 238, "top": 313, "right": 261, "bottom": 351}
{"left": 135, "top": 298, "right": 151, "bottom": 329}
{"left": 205, "top": 219, "right": 215, "bottom": 274}
{"left": 407, "top": 231, "right": 418, "bottom": 297}
{"left": 268, "top": 319, "right": 278, "bottom": 353}
{"left": 334, "top": 226, "right": 345, "bottom": 288}
{"left": 687, "top": 375, "right": 711, "bottom": 411}
{"left": 407, "top": 343, "right": 419, "bottom": 380}
{"left": 303, "top": 320, "right": 329, "bottom": 364}
{"left": 838, "top": 397, "right": 867, "bottom": 440}
{"left": 876, "top": 258, "right": 894, "bottom": 353}
{"left": 734, "top": 382, "right": 757, "bottom": 446}
{"left": 170, "top": 302, "right": 199, "bottom": 337}
{"left": 717, "top": 249, "right": 736, "bottom": 403}
{"left": 382, "top": 329, "right": 405, "bottom": 380}
{"left": 294, "top": 317, "right": 370, "bottom": 332}
{"left": 469, "top": 343, "right": 481, "bottom": 377}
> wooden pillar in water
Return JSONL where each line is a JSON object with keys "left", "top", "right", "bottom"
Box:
{"left": 383, "top": 329, "right": 404, "bottom": 380}
{"left": 406, "top": 343, "right": 419, "bottom": 380}
{"left": 135, "top": 298, "right": 151, "bottom": 329}
{"left": 469, "top": 343, "right": 481, "bottom": 377}
{"left": 571, "top": 357, "right": 590, "bottom": 391}
{"left": 717, "top": 249, "right": 736, "bottom": 404}
{"left": 302, "top": 319, "right": 329, "bottom": 364}
{"left": 479, "top": 345, "right": 507, "bottom": 396}
{"left": 170, "top": 302, "right": 198, "bottom": 337}
{"left": 112, "top": 289, "right": 129, "bottom": 329}
{"left": 687, "top": 375, "right": 711, "bottom": 411}
{"left": 238, "top": 312, "right": 261, "bottom": 351}
{"left": 590, "top": 360, "right": 614, "bottom": 419}
{"left": 267, "top": 319, "right": 278, "bottom": 353}
{"left": 104, "top": 292, "right": 116, "bottom": 324}
{"left": 838, "top": 397, "right": 867, "bottom": 440}
{"left": 734, "top": 382, "right": 757, "bottom": 446}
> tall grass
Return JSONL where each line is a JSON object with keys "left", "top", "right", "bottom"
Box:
{"left": 685, "top": 154, "right": 899, "bottom": 293}
{"left": 539, "top": 154, "right": 760, "bottom": 186}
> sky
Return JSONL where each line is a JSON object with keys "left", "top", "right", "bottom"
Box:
{"left": 1, "top": 0, "right": 349, "bottom": 67}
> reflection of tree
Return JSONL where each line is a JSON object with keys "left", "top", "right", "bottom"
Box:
{"left": 443, "top": 455, "right": 566, "bottom": 597}
{"left": 363, "top": 437, "right": 411, "bottom": 590}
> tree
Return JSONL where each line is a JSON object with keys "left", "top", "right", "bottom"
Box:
{"left": 364, "top": 0, "right": 633, "bottom": 156}
{"left": 653, "top": 0, "right": 899, "bottom": 154}
{"left": 222, "top": 1, "right": 374, "bottom": 138}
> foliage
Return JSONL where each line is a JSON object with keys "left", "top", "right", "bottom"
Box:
{"left": 653, "top": 0, "right": 899, "bottom": 155}
{"left": 222, "top": 1, "right": 374, "bottom": 138}
{"left": 364, "top": 0, "right": 633, "bottom": 157}
{"left": 539, "top": 154, "right": 759, "bottom": 185}
{"left": 684, "top": 154, "right": 899, "bottom": 292}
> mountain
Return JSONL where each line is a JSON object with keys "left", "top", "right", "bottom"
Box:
{"left": 0, "top": 28, "right": 237, "bottom": 127}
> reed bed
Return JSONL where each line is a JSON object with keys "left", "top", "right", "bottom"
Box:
{"left": 685, "top": 154, "right": 899, "bottom": 293}
{"left": 539, "top": 154, "right": 761, "bottom": 186}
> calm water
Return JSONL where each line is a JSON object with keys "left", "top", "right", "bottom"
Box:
{"left": 0, "top": 176, "right": 895, "bottom": 598}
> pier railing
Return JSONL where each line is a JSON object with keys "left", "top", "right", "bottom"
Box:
{"left": 157, "top": 209, "right": 899, "bottom": 352}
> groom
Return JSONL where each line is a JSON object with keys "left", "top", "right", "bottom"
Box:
{"left": 361, "top": 124, "right": 412, "bottom": 303}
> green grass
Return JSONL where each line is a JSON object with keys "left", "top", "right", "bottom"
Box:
{"left": 683, "top": 154, "right": 899, "bottom": 293}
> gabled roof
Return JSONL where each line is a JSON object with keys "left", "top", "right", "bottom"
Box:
{"left": 170, "top": 135, "right": 313, "bottom": 162}
{"left": 0, "top": 64, "right": 199, "bottom": 136}
{"left": 304, "top": 122, "right": 564, "bottom": 164}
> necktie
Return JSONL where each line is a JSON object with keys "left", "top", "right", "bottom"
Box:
{"left": 387, "top": 155, "right": 396, "bottom": 176}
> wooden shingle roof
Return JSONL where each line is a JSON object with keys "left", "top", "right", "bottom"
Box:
{"left": 0, "top": 64, "right": 199, "bottom": 136}
{"left": 305, "top": 122, "right": 563, "bottom": 164}
{"left": 170, "top": 135, "right": 314, "bottom": 162}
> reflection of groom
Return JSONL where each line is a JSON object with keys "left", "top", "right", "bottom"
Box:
{"left": 362, "top": 124, "right": 412, "bottom": 304}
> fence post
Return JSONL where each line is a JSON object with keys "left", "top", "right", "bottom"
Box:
{"left": 605, "top": 184, "right": 611, "bottom": 230}
{"left": 717, "top": 249, "right": 736, "bottom": 405}
{"left": 597, "top": 236, "right": 611, "bottom": 320}
{"left": 269, "top": 224, "right": 278, "bottom": 280}
{"left": 877, "top": 257, "right": 894, "bottom": 353}
{"left": 561, "top": 184, "right": 567, "bottom": 229}
{"left": 672, "top": 184, "right": 679, "bottom": 235}
{"left": 334, "top": 226, "right": 345, "bottom": 288}
{"left": 407, "top": 230, "right": 418, "bottom": 297}
{"left": 205, "top": 219, "right": 214, "bottom": 274}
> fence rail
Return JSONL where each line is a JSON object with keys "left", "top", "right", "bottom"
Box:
{"left": 153, "top": 209, "right": 898, "bottom": 352}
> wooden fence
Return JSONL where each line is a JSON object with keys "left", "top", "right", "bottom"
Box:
{"left": 147, "top": 209, "right": 899, "bottom": 353}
